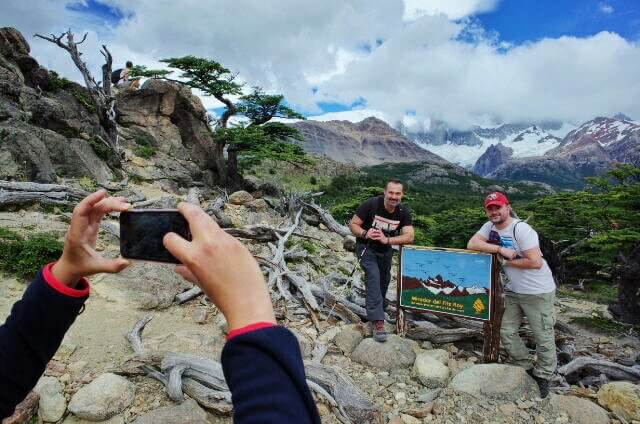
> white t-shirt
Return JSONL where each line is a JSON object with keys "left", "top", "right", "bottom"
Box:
{"left": 477, "top": 219, "right": 555, "bottom": 294}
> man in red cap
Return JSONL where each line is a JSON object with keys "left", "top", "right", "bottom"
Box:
{"left": 467, "top": 192, "right": 556, "bottom": 398}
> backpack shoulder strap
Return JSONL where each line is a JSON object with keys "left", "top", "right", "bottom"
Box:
{"left": 512, "top": 219, "right": 522, "bottom": 244}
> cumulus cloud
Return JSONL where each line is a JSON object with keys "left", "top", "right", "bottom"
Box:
{"left": 403, "top": 0, "right": 500, "bottom": 21}
{"left": 2, "top": 0, "right": 638, "bottom": 129}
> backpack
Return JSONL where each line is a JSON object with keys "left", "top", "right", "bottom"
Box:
{"left": 111, "top": 69, "right": 123, "bottom": 84}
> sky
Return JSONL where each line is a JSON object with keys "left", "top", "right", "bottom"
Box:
{"left": 1, "top": 0, "right": 639, "bottom": 130}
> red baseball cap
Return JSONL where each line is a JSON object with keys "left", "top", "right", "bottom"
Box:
{"left": 484, "top": 192, "right": 509, "bottom": 208}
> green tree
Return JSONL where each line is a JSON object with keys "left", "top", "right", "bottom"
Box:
{"left": 159, "top": 56, "right": 308, "bottom": 188}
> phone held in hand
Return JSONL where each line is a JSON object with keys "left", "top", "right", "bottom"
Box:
{"left": 120, "top": 209, "right": 191, "bottom": 264}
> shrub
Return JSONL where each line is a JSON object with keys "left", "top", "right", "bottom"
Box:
{"left": 134, "top": 145, "right": 157, "bottom": 159}
{"left": 0, "top": 228, "right": 64, "bottom": 280}
{"left": 46, "top": 71, "right": 74, "bottom": 92}
{"left": 310, "top": 176, "right": 317, "bottom": 185}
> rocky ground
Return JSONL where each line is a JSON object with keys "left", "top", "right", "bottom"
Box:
{"left": 1, "top": 181, "right": 639, "bottom": 424}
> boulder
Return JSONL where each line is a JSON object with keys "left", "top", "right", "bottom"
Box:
{"left": 63, "top": 415, "right": 124, "bottom": 424}
{"left": 421, "top": 349, "right": 449, "bottom": 365}
{"left": 246, "top": 198, "right": 269, "bottom": 212}
{"left": 449, "top": 364, "right": 539, "bottom": 400}
{"left": 413, "top": 353, "right": 450, "bottom": 388}
{"left": 597, "top": 381, "right": 640, "bottom": 421}
{"left": 0, "top": 27, "right": 30, "bottom": 59}
{"left": 550, "top": 395, "right": 610, "bottom": 424}
{"left": 351, "top": 335, "right": 417, "bottom": 370}
{"left": 34, "top": 377, "right": 65, "bottom": 422}
{"left": 342, "top": 235, "right": 356, "bottom": 252}
{"left": 228, "top": 190, "right": 254, "bottom": 205}
{"left": 68, "top": 373, "right": 135, "bottom": 421}
{"left": 333, "top": 324, "right": 364, "bottom": 355}
{"left": 133, "top": 399, "right": 210, "bottom": 424}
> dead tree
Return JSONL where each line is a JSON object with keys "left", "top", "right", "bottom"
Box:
{"left": 609, "top": 243, "right": 640, "bottom": 324}
{"left": 34, "top": 30, "right": 120, "bottom": 163}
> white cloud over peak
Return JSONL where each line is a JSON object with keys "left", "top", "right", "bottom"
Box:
{"left": 2, "top": 0, "right": 638, "bottom": 129}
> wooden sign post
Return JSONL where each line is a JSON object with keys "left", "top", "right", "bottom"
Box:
{"left": 396, "top": 246, "right": 504, "bottom": 363}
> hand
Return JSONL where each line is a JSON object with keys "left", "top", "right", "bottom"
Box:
{"left": 52, "top": 190, "right": 131, "bottom": 287}
{"left": 163, "top": 203, "right": 276, "bottom": 332}
{"left": 367, "top": 228, "right": 385, "bottom": 241}
{"left": 499, "top": 247, "right": 518, "bottom": 260}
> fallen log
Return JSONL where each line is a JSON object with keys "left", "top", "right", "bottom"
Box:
{"left": 558, "top": 356, "right": 640, "bottom": 382}
{"left": 305, "top": 361, "right": 383, "bottom": 424}
{"left": 301, "top": 200, "right": 351, "bottom": 237}
{"left": 175, "top": 286, "right": 203, "bottom": 304}
{"left": 406, "top": 320, "right": 481, "bottom": 343}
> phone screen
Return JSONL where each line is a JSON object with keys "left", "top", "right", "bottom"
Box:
{"left": 120, "top": 210, "right": 191, "bottom": 264}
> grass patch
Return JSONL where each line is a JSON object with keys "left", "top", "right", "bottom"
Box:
{"left": 78, "top": 176, "right": 98, "bottom": 192}
{"left": 129, "top": 174, "right": 145, "bottom": 184}
{"left": 134, "top": 145, "right": 157, "bottom": 159}
{"left": 557, "top": 282, "right": 618, "bottom": 304}
{"left": 72, "top": 89, "right": 97, "bottom": 114}
{"left": 0, "top": 228, "right": 63, "bottom": 280}
{"left": 570, "top": 313, "right": 639, "bottom": 336}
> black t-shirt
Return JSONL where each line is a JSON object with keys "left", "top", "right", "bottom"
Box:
{"left": 355, "top": 196, "right": 412, "bottom": 252}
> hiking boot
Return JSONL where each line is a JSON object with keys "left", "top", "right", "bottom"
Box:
{"left": 526, "top": 369, "right": 550, "bottom": 398}
{"left": 372, "top": 320, "right": 388, "bottom": 343}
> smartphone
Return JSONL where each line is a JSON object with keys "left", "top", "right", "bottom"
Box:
{"left": 120, "top": 209, "right": 191, "bottom": 264}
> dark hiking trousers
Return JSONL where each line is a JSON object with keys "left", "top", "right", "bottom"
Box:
{"left": 356, "top": 243, "right": 394, "bottom": 321}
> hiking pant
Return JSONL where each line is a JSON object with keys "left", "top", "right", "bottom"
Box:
{"left": 500, "top": 290, "right": 557, "bottom": 380}
{"left": 356, "top": 243, "right": 394, "bottom": 322}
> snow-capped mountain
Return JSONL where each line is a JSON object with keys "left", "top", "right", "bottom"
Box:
{"left": 402, "top": 121, "right": 575, "bottom": 167}
{"left": 403, "top": 274, "right": 489, "bottom": 296}
{"left": 477, "top": 116, "right": 640, "bottom": 188}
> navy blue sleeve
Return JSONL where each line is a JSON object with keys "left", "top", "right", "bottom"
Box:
{"left": 0, "top": 270, "right": 88, "bottom": 418}
{"left": 221, "top": 326, "right": 321, "bottom": 424}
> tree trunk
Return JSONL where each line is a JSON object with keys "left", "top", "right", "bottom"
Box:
{"left": 225, "top": 147, "right": 244, "bottom": 191}
{"left": 609, "top": 243, "right": 640, "bottom": 324}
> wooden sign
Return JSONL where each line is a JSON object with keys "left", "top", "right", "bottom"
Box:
{"left": 399, "top": 246, "right": 493, "bottom": 321}
{"left": 396, "top": 245, "right": 504, "bottom": 363}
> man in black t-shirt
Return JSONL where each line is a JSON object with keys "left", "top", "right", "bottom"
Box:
{"left": 350, "top": 179, "right": 414, "bottom": 342}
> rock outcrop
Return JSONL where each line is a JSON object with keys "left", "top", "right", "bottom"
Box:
{"left": 473, "top": 143, "right": 513, "bottom": 177}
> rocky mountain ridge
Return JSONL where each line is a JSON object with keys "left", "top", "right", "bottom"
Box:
{"left": 475, "top": 117, "right": 640, "bottom": 188}
{"left": 289, "top": 117, "right": 451, "bottom": 167}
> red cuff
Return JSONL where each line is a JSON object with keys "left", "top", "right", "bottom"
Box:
{"left": 226, "top": 322, "right": 276, "bottom": 341}
{"left": 43, "top": 262, "right": 91, "bottom": 298}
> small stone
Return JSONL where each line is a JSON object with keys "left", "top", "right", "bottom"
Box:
{"left": 417, "top": 389, "right": 441, "bottom": 403}
{"left": 551, "top": 394, "right": 610, "bottom": 424}
{"left": 228, "top": 190, "right": 254, "bottom": 205}
{"left": 34, "top": 377, "right": 66, "bottom": 422}
{"left": 132, "top": 399, "right": 211, "bottom": 423}
{"left": 421, "top": 341, "right": 434, "bottom": 350}
{"left": 45, "top": 360, "right": 66, "bottom": 377}
{"left": 402, "top": 403, "right": 433, "bottom": 418}
{"left": 400, "top": 413, "right": 421, "bottom": 424}
{"left": 421, "top": 349, "right": 450, "bottom": 365}
{"left": 67, "top": 361, "right": 87, "bottom": 375}
{"left": 191, "top": 307, "right": 208, "bottom": 324}
{"left": 535, "top": 416, "right": 546, "bottom": 424}
{"left": 59, "top": 373, "right": 71, "bottom": 384}
{"left": 499, "top": 403, "right": 517, "bottom": 415}
{"left": 517, "top": 400, "right": 534, "bottom": 409}
{"left": 246, "top": 198, "right": 269, "bottom": 211}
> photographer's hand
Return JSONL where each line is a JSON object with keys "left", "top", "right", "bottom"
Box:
{"left": 163, "top": 203, "right": 276, "bottom": 332}
{"left": 52, "top": 189, "right": 131, "bottom": 287}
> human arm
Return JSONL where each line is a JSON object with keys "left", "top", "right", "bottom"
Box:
{"left": 0, "top": 190, "right": 131, "bottom": 418}
{"left": 503, "top": 247, "right": 544, "bottom": 269}
{"left": 163, "top": 203, "right": 320, "bottom": 423}
{"left": 379, "top": 225, "right": 414, "bottom": 246}
{"left": 466, "top": 233, "right": 517, "bottom": 259}
{"left": 350, "top": 213, "right": 369, "bottom": 239}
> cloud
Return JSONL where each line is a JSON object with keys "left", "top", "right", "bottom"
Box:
{"left": 599, "top": 3, "right": 614, "bottom": 14}
{"left": 2, "top": 0, "right": 638, "bottom": 130}
{"left": 403, "top": 0, "right": 500, "bottom": 21}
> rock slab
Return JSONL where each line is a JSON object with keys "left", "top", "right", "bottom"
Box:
{"left": 68, "top": 373, "right": 135, "bottom": 421}
{"left": 351, "top": 335, "right": 417, "bottom": 370}
{"left": 449, "top": 364, "right": 539, "bottom": 400}
{"left": 133, "top": 399, "right": 210, "bottom": 424}
{"left": 550, "top": 394, "right": 610, "bottom": 424}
